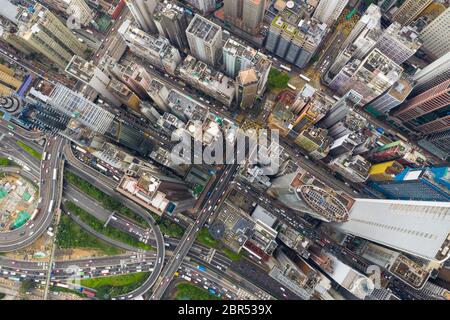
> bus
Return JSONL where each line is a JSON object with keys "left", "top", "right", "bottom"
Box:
{"left": 52, "top": 168, "right": 57, "bottom": 180}
{"left": 196, "top": 265, "right": 206, "bottom": 271}
{"left": 280, "top": 64, "right": 291, "bottom": 72}
{"left": 96, "top": 163, "right": 107, "bottom": 172}
{"left": 48, "top": 200, "right": 54, "bottom": 213}
{"left": 299, "top": 74, "right": 311, "bottom": 82}
{"left": 30, "top": 208, "right": 40, "bottom": 220}
{"left": 287, "top": 83, "right": 297, "bottom": 91}
{"left": 332, "top": 95, "right": 341, "bottom": 101}
{"left": 75, "top": 146, "right": 87, "bottom": 154}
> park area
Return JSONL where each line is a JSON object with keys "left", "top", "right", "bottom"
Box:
{"left": 0, "top": 173, "right": 38, "bottom": 232}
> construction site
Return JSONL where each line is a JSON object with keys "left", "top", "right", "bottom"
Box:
{"left": 0, "top": 173, "right": 38, "bottom": 232}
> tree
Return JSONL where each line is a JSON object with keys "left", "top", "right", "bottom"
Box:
{"left": 267, "top": 68, "right": 290, "bottom": 90}
{"left": 20, "top": 279, "right": 36, "bottom": 294}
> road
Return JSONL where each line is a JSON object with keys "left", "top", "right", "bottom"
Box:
{"left": 0, "top": 135, "right": 66, "bottom": 252}
{"left": 150, "top": 164, "right": 239, "bottom": 299}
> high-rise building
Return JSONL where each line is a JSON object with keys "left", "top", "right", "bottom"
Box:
{"left": 265, "top": 12, "right": 327, "bottom": 68}
{"left": 390, "top": 0, "right": 432, "bottom": 26}
{"left": 178, "top": 55, "right": 236, "bottom": 107}
{"left": 184, "top": 0, "right": 215, "bottom": 14}
{"left": 340, "top": 4, "right": 381, "bottom": 52}
{"left": 222, "top": 38, "right": 272, "bottom": 95}
{"left": 370, "top": 166, "right": 450, "bottom": 201}
{"left": 236, "top": 69, "right": 258, "bottom": 109}
{"left": 186, "top": 14, "right": 223, "bottom": 67}
{"left": 65, "top": 55, "right": 121, "bottom": 106}
{"left": 328, "top": 49, "right": 403, "bottom": 105}
{"left": 224, "top": 0, "right": 267, "bottom": 35}
{"left": 313, "top": 250, "right": 375, "bottom": 300}
{"left": 420, "top": 7, "right": 450, "bottom": 60}
{"left": 291, "top": 85, "right": 334, "bottom": 133}
{"left": 117, "top": 166, "right": 195, "bottom": 215}
{"left": 68, "top": 0, "right": 94, "bottom": 26}
{"left": 48, "top": 84, "right": 115, "bottom": 134}
{"left": 268, "top": 168, "right": 354, "bottom": 222}
{"left": 367, "top": 140, "right": 427, "bottom": 167}
{"left": 364, "top": 76, "right": 413, "bottom": 114}
{"left": 319, "top": 90, "right": 363, "bottom": 128}
{"left": 328, "top": 22, "right": 420, "bottom": 81}
{"left": 118, "top": 19, "right": 181, "bottom": 74}
{"left": 374, "top": 22, "right": 422, "bottom": 65}
{"left": 417, "top": 129, "right": 450, "bottom": 161}
{"left": 14, "top": 3, "right": 87, "bottom": 69}
{"left": 125, "top": 0, "right": 159, "bottom": 34}
{"left": 332, "top": 198, "right": 450, "bottom": 262}
{"left": 153, "top": 2, "right": 189, "bottom": 50}
{"left": 328, "top": 154, "right": 371, "bottom": 183}
{"left": 393, "top": 79, "right": 450, "bottom": 135}
{"left": 412, "top": 52, "right": 450, "bottom": 96}
{"left": 313, "top": 0, "right": 348, "bottom": 25}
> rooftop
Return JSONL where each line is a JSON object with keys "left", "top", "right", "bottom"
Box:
{"left": 187, "top": 14, "right": 220, "bottom": 43}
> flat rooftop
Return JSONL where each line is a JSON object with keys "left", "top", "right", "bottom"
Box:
{"left": 187, "top": 14, "right": 220, "bottom": 43}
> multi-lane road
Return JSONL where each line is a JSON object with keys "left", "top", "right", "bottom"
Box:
{"left": 150, "top": 164, "right": 239, "bottom": 299}
{"left": 0, "top": 133, "right": 66, "bottom": 251}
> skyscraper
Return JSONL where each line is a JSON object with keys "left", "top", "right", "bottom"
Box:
{"left": 186, "top": 14, "right": 223, "bottom": 66}
{"left": 365, "top": 76, "right": 413, "bottom": 114}
{"left": 14, "top": 3, "right": 87, "bottom": 69}
{"left": 313, "top": 0, "right": 349, "bottom": 25}
{"left": 319, "top": 90, "right": 363, "bottom": 128}
{"left": 339, "top": 4, "right": 381, "bottom": 52}
{"left": 154, "top": 2, "right": 189, "bottom": 50}
{"left": 118, "top": 20, "right": 182, "bottom": 75}
{"left": 412, "top": 52, "right": 450, "bottom": 96}
{"left": 48, "top": 84, "right": 115, "bottom": 134}
{"left": 125, "top": 0, "right": 158, "bottom": 34}
{"left": 265, "top": 12, "right": 327, "bottom": 68}
{"left": 184, "top": 0, "right": 215, "bottom": 14}
{"left": 222, "top": 38, "right": 272, "bottom": 95}
{"left": 224, "top": 0, "right": 267, "bottom": 35}
{"left": 420, "top": 7, "right": 450, "bottom": 60}
{"left": 328, "top": 49, "right": 403, "bottom": 105}
{"left": 332, "top": 198, "right": 450, "bottom": 262}
{"left": 236, "top": 69, "right": 258, "bottom": 109}
{"left": 374, "top": 22, "right": 422, "bottom": 65}
{"left": 390, "top": 0, "right": 432, "bottom": 26}
{"left": 68, "top": 0, "right": 94, "bottom": 26}
{"left": 393, "top": 79, "right": 450, "bottom": 135}
{"left": 268, "top": 168, "right": 353, "bottom": 222}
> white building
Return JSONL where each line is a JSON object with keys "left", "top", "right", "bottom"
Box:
{"left": 332, "top": 198, "right": 450, "bottom": 263}
{"left": 420, "top": 7, "right": 450, "bottom": 60}
{"left": 48, "top": 84, "right": 115, "bottom": 134}
{"left": 125, "top": 0, "right": 158, "bottom": 33}
{"left": 186, "top": 14, "right": 223, "bottom": 67}
{"left": 185, "top": 0, "right": 216, "bottom": 14}
{"left": 313, "top": 0, "right": 349, "bottom": 25}
{"left": 412, "top": 52, "right": 450, "bottom": 95}
{"left": 118, "top": 20, "right": 181, "bottom": 74}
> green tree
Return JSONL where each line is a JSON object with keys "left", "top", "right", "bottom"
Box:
{"left": 20, "top": 279, "right": 36, "bottom": 294}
